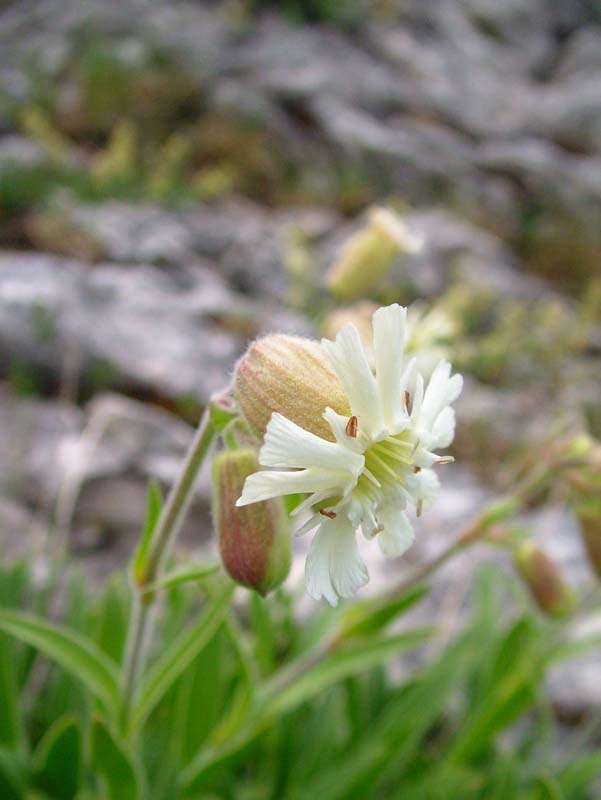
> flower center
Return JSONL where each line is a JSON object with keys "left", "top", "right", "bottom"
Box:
{"left": 356, "top": 430, "right": 415, "bottom": 498}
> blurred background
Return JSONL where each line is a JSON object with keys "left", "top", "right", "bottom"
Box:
{"left": 1, "top": 0, "right": 601, "bottom": 794}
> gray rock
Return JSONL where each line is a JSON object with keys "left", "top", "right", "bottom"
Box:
{"left": 0, "top": 251, "right": 243, "bottom": 401}
{"left": 0, "top": 135, "right": 44, "bottom": 169}
{"left": 0, "top": 388, "right": 219, "bottom": 580}
{"left": 399, "top": 209, "right": 548, "bottom": 299}
{"left": 41, "top": 200, "right": 337, "bottom": 301}
{"left": 0, "top": 496, "right": 48, "bottom": 563}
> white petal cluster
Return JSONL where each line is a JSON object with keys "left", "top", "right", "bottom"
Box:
{"left": 237, "top": 304, "right": 463, "bottom": 606}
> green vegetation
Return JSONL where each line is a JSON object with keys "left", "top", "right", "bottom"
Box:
{"left": 0, "top": 556, "right": 599, "bottom": 799}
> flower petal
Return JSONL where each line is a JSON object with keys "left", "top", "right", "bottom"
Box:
{"left": 321, "top": 324, "right": 385, "bottom": 438}
{"left": 376, "top": 506, "right": 415, "bottom": 558}
{"left": 305, "top": 522, "right": 338, "bottom": 606}
{"left": 260, "top": 412, "right": 363, "bottom": 474}
{"left": 305, "top": 516, "right": 368, "bottom": 605}
{"left": 431, "top": 406, "right": 456, "bottom": 449}
{"left": 419, "top": 361, "right": 463, "bottom": 429}
{"left": 373, "top": 304, "right": 407, "bottom": 429}
{"left": 237, "top": 468, "right": 337, "bottom": 506}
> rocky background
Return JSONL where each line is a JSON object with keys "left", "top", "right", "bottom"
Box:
{"left": 1, "top": 0, "right": 601, "bottom": 713}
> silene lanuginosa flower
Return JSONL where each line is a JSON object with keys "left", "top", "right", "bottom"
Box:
{"left": 235, "top": 304, "right": 463, "bottom": 606}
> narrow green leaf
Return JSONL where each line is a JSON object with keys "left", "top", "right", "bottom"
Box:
{"left": 130, "top": 584, "right": 234, "bottom": 732}
{"left": 264, "top": 628, "right": 431, "bottom": 717}
{"left": 92, "top": 579, "right": 129, "bottom": 664}
{"left": 132, "top": 480, "right": 163, "bottom": 583}
{"left": 141, "top": 563, "right": 220, "bottom": 596}
{"left": 340, "top": 585, "right": 429, "bottom": 639}
{"left": 559, "top": 750, "right": 601, "bottom": 795}
{"left": 0, "top": 633, "right": 24, "bottom": 751}
{"left": 33, "top": 716, "right": 81, "bottom": 800}
{"left": 0, "top": 608, "right": 120, "bottom": 714}
{"left": 0, "top": 747, "right": 27, "bottom": 800}
{"left": 89, "top": 717, "right": 141, "bottom": 800}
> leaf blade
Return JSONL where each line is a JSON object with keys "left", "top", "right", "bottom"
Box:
{"left": 0, "top": 608, "right": 120, "bottom": 714}
{"left": 130, "top": 584, "right": 234, "bottom": 732}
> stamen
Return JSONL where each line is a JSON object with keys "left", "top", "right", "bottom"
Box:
{"left": 416, "top": 499, "right": 424, "bottom": 517}
{"left": 361, "top": 467, "right": 382, "bottom": 488}
{"left": 319, "top": 509, "right": 337, "bottom": 519}
{"left": 434, "top": 456, "right": 455, "bottom": 465}
{"left": 404, "top": 390, "right": 411, "bottom": 412}
{"left": 383, "top": 436, "right": 413, "bottom": 450}
{"left": 367, "top": 451, "right": 400, "bottom": 483}
{"left": 413, "top": 466, "right": 421, "bottom": 473}
{"left": 375, "top": 442, "right": 412, "bottom": 465}
{"left": 345, "top": 415, "right": 358, "bottom": 438}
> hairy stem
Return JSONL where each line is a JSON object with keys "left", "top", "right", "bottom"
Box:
{"left": 120, "top": 409, "right": 217, "bottom": 731}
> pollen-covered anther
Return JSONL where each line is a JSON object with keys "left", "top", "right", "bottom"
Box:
{"left": 320, "top": 509, "right": 337, "bottom": 519}
{"left": 345, "top": 415, "right": 358, "bottom": 438}
{"left": 413, "top": 466, "right": 422, "bottom": 473}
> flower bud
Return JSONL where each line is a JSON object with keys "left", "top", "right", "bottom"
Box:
{"left": 514, "top": 541, "right": 575, "bottom": 618}
{"left": 326, "top": 207, "right": 423, "bottom": 300}
{"left": 567, "top": 445, "right": 601, "bottom": 579}
{"left": 212, "top": 449, "right": 291, "bottom": 596}
{"left": 234, "top": 334, "right": 350, "bottom": 441}
{"left": 580, "top": 513, "right": 601, "bottom": 579}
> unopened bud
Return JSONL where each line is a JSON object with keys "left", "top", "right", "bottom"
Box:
{"left": 212, "top": 449, "right": 291, "bottom": 596}
{"left": 326, "top": 207, "right": 422, "bottom": 300}
{"left": 514, "top": 541, "right": 575, "bottom": 618}
{"left": 234, "top": 335, "right": 350, "bottom": 441}
{"left": 568, "top": 445, "right": 601, "bottom": 580}
{"left": 578, "top": 511, "right": 601, "bottom": 580}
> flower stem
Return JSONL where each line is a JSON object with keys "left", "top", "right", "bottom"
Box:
{"left": 120, "top": 408, "right": 217, "bottom": 731}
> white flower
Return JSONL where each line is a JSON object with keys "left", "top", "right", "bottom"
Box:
{"left": 236, "top": 304, "right": 463, "bottom": 606}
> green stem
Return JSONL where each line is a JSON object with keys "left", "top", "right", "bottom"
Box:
{"left": 120, "top": 409, "right": 217, "bottom": 730}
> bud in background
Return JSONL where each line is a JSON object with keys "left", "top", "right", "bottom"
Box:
{"left": 213, "top": 448, "right": 291, "bottom": 596}
{"left": 514, "top": 541, "right": 575, "bottom": 618}
{"left": 580, "top": 512, "right": 601, "bottom": 579}
{"left": 568, "top": 444, "right": 601, "bottom": 580}
{"left": 322, "top": 300, "right": 455, "bottom": 379}
{"left": 234, "top": 334, "right": 350, "bottom": 441}
{"left": 326, "top": 207, "right": 423, "bottom": 301}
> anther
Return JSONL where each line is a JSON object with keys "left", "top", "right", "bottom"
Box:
{"left": 404, "top": 391, "right": 411, "bottom": 412}
{"left": 345, "top": 415, "right": 358, "bottom": 438}
{"left": 435, "top": 456, "right": 454, "bottom": 465}
{"left": 320, "top": 509, "right": 337, "bottom": 519}
{"left": 413, "top": 466, "right": 422, "bottom": 473}
{"left": 416, "top": 499, "right": 424, "bottom": 518}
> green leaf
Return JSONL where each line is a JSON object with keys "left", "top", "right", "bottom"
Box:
{"left": 264, "top": 628, "right": 431, "bottom": 717}
{"left": 0, "top": 608, "right": 121, "bottom": 714}
{"left": 33, "top": 716, "right": 81, "bottom": 800}
{"left": 0, "top": 747, "right": 27, "bottom": 800}
{"left": 447, "top": 619, "right": 544, "bottom": 761}
{"left": 92, "top": 579, "right": 129, "bottom": 664}
{"left": 340, "top": 585, "right": 428, "bottom": 640}
{"left": 141, "top": 563, "right": 220, "bottom": 596}
{"left": 559, "top": 750, "right": 601, "bottom": 796}
{"left": 0, "top": 633, "right": 24, "bottom": 751}
{"left": 132, "top": 480, "right": 163, "bottom": 584}
{"left": 130, "top": 584, "right": 234, "bottom": 732}
{"left": 89, "top": 717, "right": 141, "bottom": 800}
